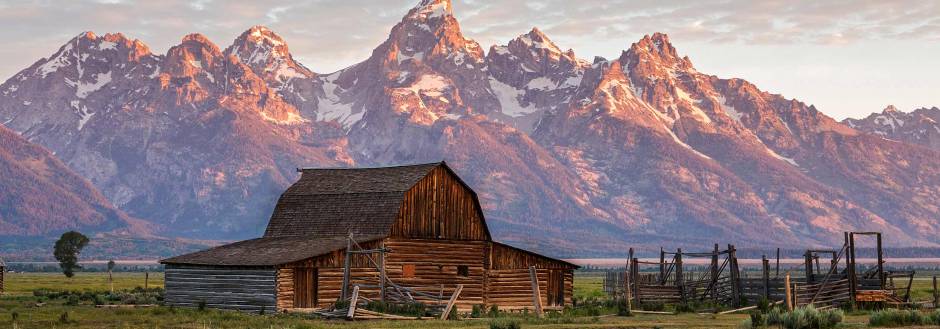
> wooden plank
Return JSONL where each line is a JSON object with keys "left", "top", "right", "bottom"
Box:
{"left": 529, "top": 266, "right": 543, "bottom": 317}
{"left": 440, "top": 284, "right": 464, "bottom": 320}
{"left": 347, "top": 285, "right": 360, "bottom": 320}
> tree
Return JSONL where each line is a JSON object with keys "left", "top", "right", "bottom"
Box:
{"left": 53, "top": 231, "right": 89, "bottom": 278}
{"left": 107, "top": 259, "right": 116, "bottom": 292}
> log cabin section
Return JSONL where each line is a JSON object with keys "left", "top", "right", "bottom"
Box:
{"left": 161, "top": 162, "right": 578, "bottom": 313}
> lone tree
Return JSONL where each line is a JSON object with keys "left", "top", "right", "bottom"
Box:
{"left": 107, "top": 259, "right": 116, "bottom": 292}
{"left": 53, "top": 231, "right": 89, "bottom": 278}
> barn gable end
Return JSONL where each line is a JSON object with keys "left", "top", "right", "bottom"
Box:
{"left": 391, "top": 165, "right": 490, "bottom": 241}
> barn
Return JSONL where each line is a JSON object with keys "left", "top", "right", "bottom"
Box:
{"left": 161, "top": 162, "right": 577, "bottom": 313}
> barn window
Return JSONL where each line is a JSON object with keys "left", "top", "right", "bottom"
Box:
{"left": 402, "top": 264, "right": 416, "bottom": 278}
{"left": 457, "top": 265, "right": 469, "bottom": 277}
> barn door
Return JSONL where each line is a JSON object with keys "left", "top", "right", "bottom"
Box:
{"left": 547, "top": 270, "right": 564, "bottom": 306}
{"left": 293, "top": 268, "right": 317, "bottom": 308}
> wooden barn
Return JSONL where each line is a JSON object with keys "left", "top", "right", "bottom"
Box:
{"left": 161, "top": 162, "right": 577, "bottom": 313}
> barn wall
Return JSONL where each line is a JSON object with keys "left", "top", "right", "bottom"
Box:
{"left": 384, "top": 238, "right": 487, "bottom": 311}
{"left": 164, "top": 264, "right": 276, "bottom": 313}
{"left": 390, "top": 166, "right": 489, "bottom": 241}
{"left": 277, "top": 240, "right": 383, "bottom": 309}
{"left": 486, "top": 269, "right": 573, "bottom": 309}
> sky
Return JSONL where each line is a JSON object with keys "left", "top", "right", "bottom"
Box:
{"left": 2, "top": 0, "right": 939, "bottom": 120}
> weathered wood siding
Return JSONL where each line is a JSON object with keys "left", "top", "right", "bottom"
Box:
{"left": 276, "top": 240, "right": 383, "bottom": 310}
{"left": 384, "top": 238, "right": 487, "bottom": 311}
{"left": 487, "top": 243, "right": 574, "bottom": 308}
{"left": 390, "top": 166, "right": 489, "bottom": 241}
{"left": 486, "top": 269, "right": 573, "bottom": 309}
{"left": 164, "top": 264, "right": 276, "bottom": 313}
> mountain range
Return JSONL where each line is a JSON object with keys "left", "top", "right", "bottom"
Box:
{"left": 1, "top": 0, "right": 939, "bottom": 258}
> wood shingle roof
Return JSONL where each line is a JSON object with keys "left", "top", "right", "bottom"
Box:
{"left": 262, "top": 162, "right": 440, "bottom": 238}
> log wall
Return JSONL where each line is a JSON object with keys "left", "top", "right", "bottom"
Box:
{"left": 487, "top": 269, "right": 573, "bottom": 309}
{"left": 384, "top": 238, "right": 487, "bottom": 311}
{"left": 390, "top": 166, "right": 489, "bottom": 241}
{"left": 164, "top": 264, "right": 276, "bottom": 313}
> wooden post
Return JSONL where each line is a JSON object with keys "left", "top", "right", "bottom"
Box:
{"left": 804, "top": 251, "right": 814, "bottom": 283}
{"left": 660, "top": 247, "right": 666, "bottom": 284}
{"left": 341, "top": 236, "right": 352, "bottom": 301}
{"left": 676, "top": 248, "right": 684, "bottom": 303}
{"left": 109, "top": 269, "right": 113, "bottom": 293}
{"left": 847, "top": 232, "right": 857, "bottom": 304}
{"left": 932, "top": 276, "right": 938, "bottom": 308}
{"left": 785, "top": 273, "right": 793, "bottom": 311}
{"left": 628, "top": 248, "right": 636, "bottom": 305}
{"left": 346, "top": 285, "right": 360, "bottom": 320}
{"left": 876, "top": 233, "right": 884, "bottom": 289}
{"left": 729, "top": 245, "right": 741, "bottom": 307}
{"left": 378, "top": 250, "right": 386, "bottom": 302}
{"left": 762, "top": 256, "right": 770, "bottom": 299}
{"left": 711, "top": 244, "right": 719, "bottom": 303}
{"left": 529, "top": 266, "right": 543, "bottom": 317}
{"left": 440, "top": 284, "right": 464, "bottom": 320}
{"left": 624, "top": 262, "right": 633, "bottom": 312}
{"left": 145, "top": 272, "right": 149, "bottom": 289}
{"left": 632, "top": 258, "right": 642, "bottom": 305}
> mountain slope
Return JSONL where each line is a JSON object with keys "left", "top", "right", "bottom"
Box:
{"left": 2, "top": 0, "right": 939, "bottom": 255}
{"left": 0, "top": 124, "right": 149, "bottom": 237}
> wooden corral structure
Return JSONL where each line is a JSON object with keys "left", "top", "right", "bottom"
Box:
{"left": 604, "top": 232, "right": 918, "bottom": 311}
{"left": 161, "top": 162, "right": 577, "bottom": 314}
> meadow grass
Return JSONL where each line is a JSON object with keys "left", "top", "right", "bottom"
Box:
{"left": 0, "top": 271, "right": 917, "bottom": 328}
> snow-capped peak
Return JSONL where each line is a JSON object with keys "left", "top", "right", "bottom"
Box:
{"left": 409, "top": 0, "right": 453, "bottom": 19}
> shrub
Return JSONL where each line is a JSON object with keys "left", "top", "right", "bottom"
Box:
{"left": 639, "top": 302, "right": 665, "bottom": 312}
{"left": 928, "top": 309, "right": 940, "bottom": 325}
{"left": 737, "top": 318, "right": 753, "bottom": 329}
{"left": 488, "top": 318, "right": 520, "bottom": 329}
{"left": 757, "top": 297, "right": 770, "bottom": 313}
{"left": 778, "top": 306, "right": 842, "bottom": 329}
{"left": 197, "top": 300, "right": 207, "bottom": 312}
{"left": 363, "top": 301, "right": 427, "bottom": 317}
{"left": 65, "top": 295, "right": 80, "bottom": 306}
{"left": 749, "top": 310, "right": 764, "bottom": 328}
{"left": 869, "top": 309, "right": 929, "bottom": 327}
{"left": 617, "top": 300, "right": 632, "bottom": 316}
{"left": 488, "top": 305, "right": 500, "bottom": 318}
{"left": 766, "top": 308, "right": 782, "bottom": 326}
{"left": 471, "top": 304, "right": 483, "bottom": 318}
{"left": 58, "top": 311, "right": 71, "bottom": 324}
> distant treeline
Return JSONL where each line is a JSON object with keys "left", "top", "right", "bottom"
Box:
{"left": 5, "top": 263, "right": 164, "bottom": 273}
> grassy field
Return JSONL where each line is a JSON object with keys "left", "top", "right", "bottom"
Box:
{"left": 0, "top": 271, "right": 932, "bottom": 328}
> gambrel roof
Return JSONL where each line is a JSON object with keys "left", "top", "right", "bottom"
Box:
{"left": 262, "top": 162, "right": 442, "bottom": 239}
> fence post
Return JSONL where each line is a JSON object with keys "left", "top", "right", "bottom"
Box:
{"left": 729, "top": 244, "right": 741, "bottom": 308}
{"left": 776, "top": 248, "right": 781, "bottom": 278}
{"left": 847, "top": 232, "right": 857, "bottom": 304}
{"left": 624, "top": 262, "right": 633, "bottom": 312}
{"left": 676, "top": 248, "right": 684, "bottom": 304}
{"left": 660, "top": 247, "right": 666, "bottom": 284}
{"left": 762, "top": 255, "right": 770, "bottom": 300}
{"left": 933, "top": 276, "right": 938, "bottom": 308}
{"left": 711, "top": 244, "right": 719, "bottom": 304}
{"left": 785, "top": 273, "right": 793, "bottom": 311}
{"left": 804, "top": 251, "right": 814, "bottom": 283}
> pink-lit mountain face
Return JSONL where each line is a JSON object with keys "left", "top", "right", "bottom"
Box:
{"left": 844, "top": 105, "right": 940, "bottom": 150}
{"left": 2, "top": 0, "right": 939, "bottom": 255}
